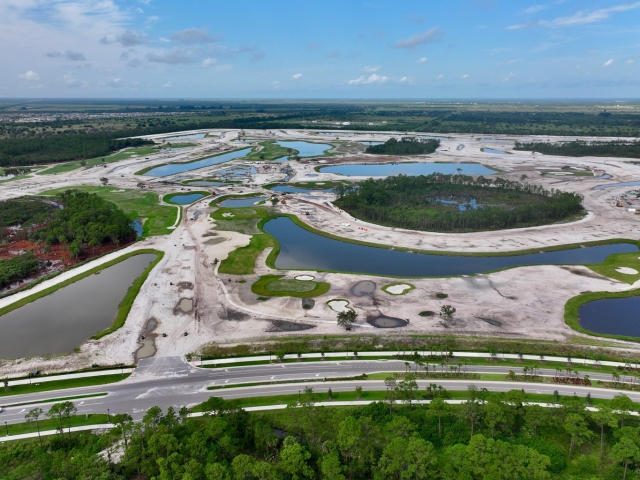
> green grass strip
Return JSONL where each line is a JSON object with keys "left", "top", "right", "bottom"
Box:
{"left": 251, "top": 274, "right": 330, "bottom": 298}
{"left": 587, "top": 252, "right": 640, "bottom": 285}
{"left": 0, "top": 374, "right": 130, "bottom": 398}
{"left": 0, "top": 250, "right": 163, "bottom": 340}
{"left": 4, "top": 414, "right": 110, "bottom": 437}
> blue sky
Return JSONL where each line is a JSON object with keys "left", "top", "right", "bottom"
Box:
{"left": 2, "top": 0, "right": 639, "bottom": 98}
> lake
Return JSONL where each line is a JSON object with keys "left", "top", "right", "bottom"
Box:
{"left": 579, "top": 296, "right": 640, "bottom": 337}
{"left": 143, "top": 148, "right": 251, "bottom": 177}
{"left": 318, "top": 163, "right": 496, "bottom": 177}
{"left": 166, "top": 193, "right": 207, "bottom": 205}
{"left": 262, "top": 217, "right": 637, "bottom": 277}
{"left": 220, "top": 197, "right": 268, "bottom": 207}
{"left": 0, "top": 254, "right": 156, "bottom": 360}
{"left": 275, "top": 141, "right": 333, "bottom": 157}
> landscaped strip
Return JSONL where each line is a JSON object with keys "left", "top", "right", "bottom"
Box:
{"left": 0, "top": 250, "right": 164, "bottom": 339}
{"left": 564, "top": 288, "right": 640, "bottom": 342}
{"left": 251, "top": 274, "right": 330, "bottom": 298}
{"left": 4, "top": 393, "right": 107, "bottom": 408}
{"left": 0, "top": 374, "right": 130, "bottom": 398}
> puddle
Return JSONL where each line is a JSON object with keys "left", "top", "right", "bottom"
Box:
{"left": 268, "top": 320, "right": 316, "bottom": 332}
{"left": 175, "top": 298, "right": 194, "bottom": 314}
{"left": 135, "top": 318, "right": 158, "bottom": 361}
{"left": 302, "top": 298, "right": 315, "bottom": 310}
{"left": 367, "top": 316, "right": 408, "bottom": 328}
{"left": 351, "top": 281, "right": 376, "bottom": 296}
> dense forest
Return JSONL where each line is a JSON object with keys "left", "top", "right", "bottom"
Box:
{"left": 0, "top": 134, "right": 153, "bottom": 167}
{"left": 0, "top": 252, "right": 40, "bottom": 289}
{"left": 514, "top": 140, "right": 640, "bottom": 158}
{"left": 2, "top": 389, "right": 639, "bottom": 479}
{"left": 37, "top": 190, "right": 135, "bottom": 258}
{"left": 0, "top": 198, "right": 57, "bottom": 228}
{"left": 365, "top": 138, "right": 440, "bottom": 155}
{"left": 334, "top": 175, "right": 584, "bottom": 232}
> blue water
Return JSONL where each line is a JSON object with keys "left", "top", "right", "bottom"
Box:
{"left": 163, "top": 133, "right": 206, "bottom": 141}
{"left": 594, "top": 180, "right": 640, "bottom": 191}
{"left": 275, "top": 141, "right": 332, "bottom": 157}
{"left": 167, "top": 193, "right": 206, "bottom": 205}
{"left": 263, "top": 217, "right": 638, "bottom": 277}
{"left": 319, "top": 163, "right": 496, "bottom": 177}
{"left": 130, "top": 219, "right": 144, "bottom": 236}
{"left": 271, "top": 185, "right": 333, "bottom": 194}
{"left": 483, "top": 148, "right": 508, "bottom": 154}
{"left": 579, "top": 296, "right": 640, "bottom": 337}
{"left": 143, "top": 148, "right": 251, "bottom": 177}
{"left": 220, "top": 197, "right": 268, "bottom": 207}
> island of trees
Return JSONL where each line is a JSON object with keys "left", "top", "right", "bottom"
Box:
{"left": 365, "top": 137, "right": 440, "bottom": 155}
{"left": 514, "top": 140, "right": 640, "bottom": 159}
{"left": 2, "top": 389, "right": 639, "bottom": 479}
{"left": 334, "top": 174, "right": 584, "bottom": 232}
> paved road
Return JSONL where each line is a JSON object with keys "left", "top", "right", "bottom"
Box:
{"left": 0, "top": 357, "right": 634, "bottom": 426}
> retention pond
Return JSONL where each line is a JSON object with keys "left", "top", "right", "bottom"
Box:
{"left": 263, "top": 217, "right": 637, "bottom": 277}
{"left": 579, "top": 296, "right": 640, "bottom": 337}
{"left": 143, "top": 148, "right": 251, "bottom": 177}
{"left": 0, "top": 253, "right": 156, "bottom": 360}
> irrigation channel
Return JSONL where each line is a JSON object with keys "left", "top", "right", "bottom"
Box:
{"left": 0, "top": 254, "right": 156, "bottom": 360}
{"left": 263, "top": 217, "right": 638, "bottom": 277}
{"left": 143, "top": 148, "right": 251, "bottom": 177}
{"left": 579, "top": 296, "right": 640, "bottom": 337}
{"left": 318, "top": 162, "right": 496, "bottom": 177}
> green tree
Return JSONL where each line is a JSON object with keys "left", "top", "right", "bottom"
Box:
{"left": 376, "top": 437, "right": 436, "bottom": 480}
{"left": 439, "top": 305, "right": 456, "bottom": 323}
{"left": 611, "top": 394, "right": 635, "bottom": 428}
{"left": 232, "top": 454, "right": 256, "bottom": 480}
{"left": 205, "top": 462, "right": 232, "bottom": 480}
{"left": 484, "top": 400, "right": 508, "bottom": 438}
{"left": 610, "top": 436, "right": 640, "bottom": 480}
{"left": 337, "top": 309, "right": 357, "bottom": 330}
{"left": 279, "top": 436, "right": 314, "bottom": 479}
{"left": 397, "top": 374, "right": 419, "bottom": 408}
{"left": 112, "top": 413, "right": 133, "bottom": 452}
{"left": 319, "top": 451, "right": 345, "bottom": 480}
{"left": 564, "top": 413, "right": 592, "bottom": 459}
{"left": 591, "top": 406, "right": 618, "bottom": 461}
{"left": 355, "top": 385, "right": 363, "bottom": 400}
{"left": 24, "top": 407, "right": 44, "bottom": 448}
{"left": 427, "top": 396, "right": 448, "bottom": 437}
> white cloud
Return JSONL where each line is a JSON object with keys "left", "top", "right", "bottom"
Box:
{"left": 292, "top": 73, "right": 302, "bottom": 80}
{"left": 394, "top": 27, "right": 443, "bottom": 49}
{"left": 162, "top": 81, "right": 172, "bottom": 88}
{"left": 362, "top": 66, "right": 381, "bottom": 72}
{"left": 171, "top": 27, "right": 215, "bottom": 44}
{"left": 202, "top": 58, "right": 217, "bottom": 68}
{"left": 503, "top": 72, "right": 516, "bottom": 82}
{"left": 508, "top": 2, "right": 640, "bottom": 29}
{"left": 603, "top": 59, "right": 613, "bottom": 67}
{"left": 399, "top": 76, "right": 414, "bottom": 84}
{"left": 626, "top": 59, "right": 634, "bottom": 64}
{"left": 63, "top": 72, "right": 84, "bottom": 87}
{"left": 522, "top": 5, "right": 548, "bottom": 14}
{"left": 461, "top": 74, "right": 469, "bottom": 79}
{"left": 416, "top": 57, "right": 428, "bottom": 63}
{"left": 18, "top": 70, "right": 40, "bottom": 81}
{"left": 437, "top": 74, "right": 444, "bottom": 79}
{"left": 348, "top": 74, "right": 389, "bottom": 85}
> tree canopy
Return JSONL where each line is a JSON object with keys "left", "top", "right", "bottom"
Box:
{"left": 365, "top": 137, "right": 440, "bottom": 155}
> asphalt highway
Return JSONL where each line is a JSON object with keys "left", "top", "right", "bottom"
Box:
{"left": 0, "top": 357, "right": 635, "bottom": 426}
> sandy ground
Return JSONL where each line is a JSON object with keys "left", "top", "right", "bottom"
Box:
{"left": 2, "top": 128, "right": 640, "bottom": 376}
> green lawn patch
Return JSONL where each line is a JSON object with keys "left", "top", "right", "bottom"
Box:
{"left": 5, "top": 413, "right": 110, "bottom": 436}
{"left": 163, "top": 191, "right": 210, "bottom": 205}
{"left": 219, "top": 234, "right": 277, "bottom": 275}
{"left": 381, "top": 282, "right": 415, "bottom": 295}
{"left": 246, "top": 141, "right": 292, "bottom": 161}
{"left": 588, "top": 252, "right": 640, "bottom": 284}
{"left": 252, "top": 274, "right": 330, "bottom": 298}
{"left": 42, "top": 186, "right": 176, "bottom": 236}
{"left": 0, "top": 374, "right": 130, "bottom": 398}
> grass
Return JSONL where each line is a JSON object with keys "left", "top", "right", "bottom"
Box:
{"left": 246, "top": 141, "right": 292, "bottom": 161}
{"left": 4, "top": 413, "right": 110, "bottom": 437}
{"left": 564, "top": 288, "right": 640, "bottom": 343}
{"left": 0, "top": 374, "right": 130, "bottom": 399}
{"left": 163, "top": 191, "right": 210, "bottom": 205}
{"left": 91, "top": 250, "right": 164, "bottom": 339}
{"left": 381, "top": 282, "right": 416, "bottom": 295}
{"left": 42, "top": 186, "right": 176, "bottom": 236}
{"left": 4, "top": 393, "right": 107, "bottom": 408}
{"left": 588, "top": 252, "right": 640, "bottom": 284}
{"left": 37, "top": 146, "right": 159, "bottom": 175}
{"left": 251, "top": 275, "right": 331, "bottom": 298}
{"left": 0, "top": 250, "right": 163, "bottom": 338}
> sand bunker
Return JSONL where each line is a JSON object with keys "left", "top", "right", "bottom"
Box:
{"left": 222, "top": 213, "right": 234, "bottom": 217}
{"left": 616, "top": 267, "right": 638, "bottom": 275}
{"left": 327, "top": 300, "right": 350, "bottom": 313}
{"left": 385, "top": 284, "right": 412, "bottom": 295}
{"left": 295, "top": 275, "right": 315, "bottom": 281}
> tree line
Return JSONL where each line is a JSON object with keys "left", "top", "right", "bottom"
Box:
{"left": 514, "top": 140, "right": 640, "bottom": 159}
{"left": 4, "top": 388, "right": 640, "bottom": 479}
{"left": 334, "top": 174, "right": 584, "bottom": 232}
{"left": 37, "top": 190, "right": 135, "bottom": 259}
{"left": 365, "top": 138, "right": 440, "bottom": 155}
{"left": 0, "top": 252, "right": 40, "bottom": 289}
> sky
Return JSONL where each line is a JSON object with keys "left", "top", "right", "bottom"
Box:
{"left": 2, "top": 0, "right": 639, "bottom": 99}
